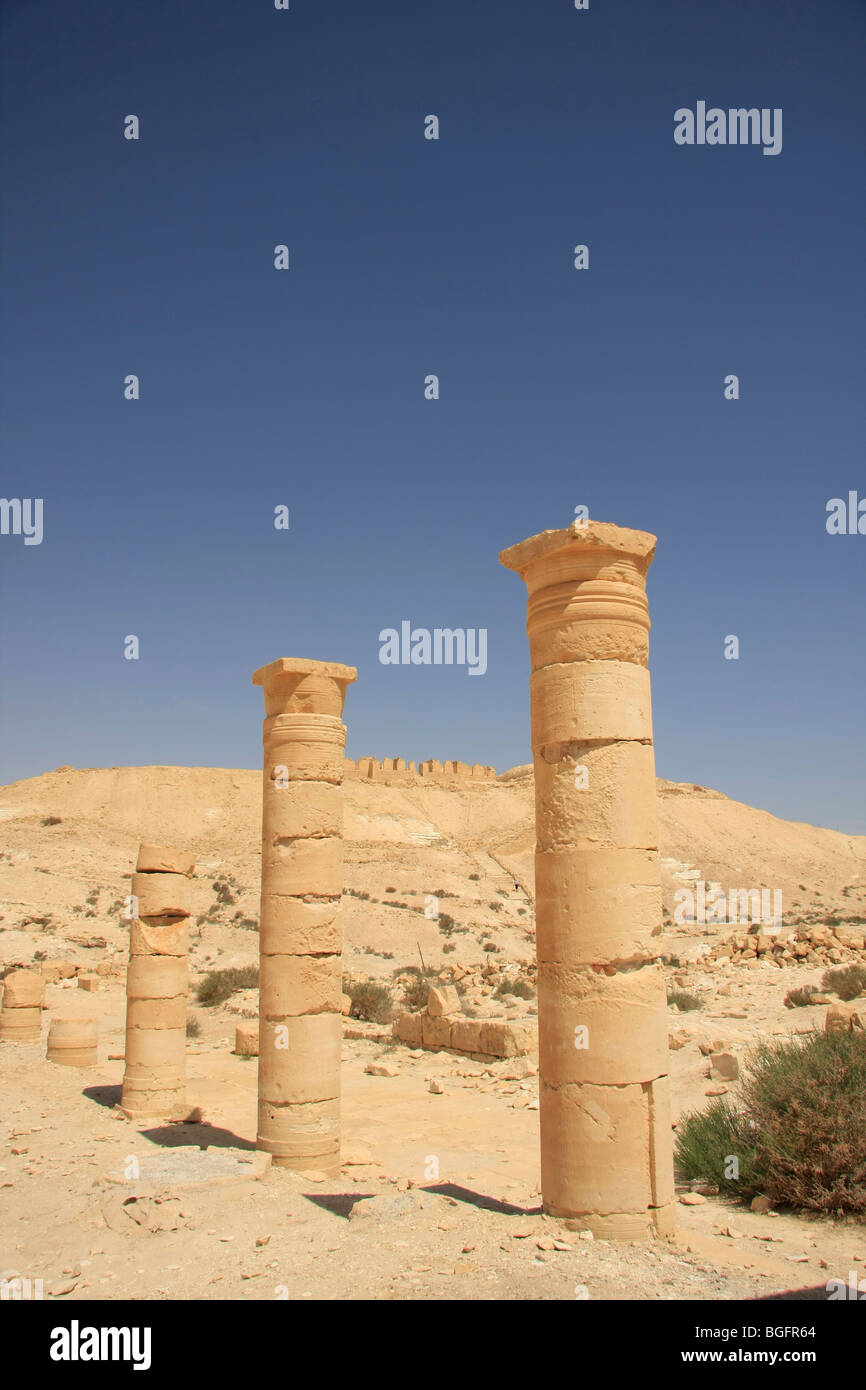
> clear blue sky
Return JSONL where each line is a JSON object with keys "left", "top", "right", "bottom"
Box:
{"left": 1, "top": 0, "right": 864, "bottom": 832}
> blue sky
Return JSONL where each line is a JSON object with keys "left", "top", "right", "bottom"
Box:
{"left": 1, "top": 0, "right": 864, "bottom": 832}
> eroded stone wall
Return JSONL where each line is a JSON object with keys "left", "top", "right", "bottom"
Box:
{"left": 343, "top": 757, "right": 496, "bottom": 785}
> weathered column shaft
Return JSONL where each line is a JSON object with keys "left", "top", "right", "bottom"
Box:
{"left": 0, "top": 969, "right": 44, "bottom": 1042}
{"left": 120, "top": 843, "right": 194, "bottom": 1119}
{"left": 252, "top": 658, "right": 356, "bottom": 1171}
{"left": 47, "top": 1016, "right": 99, "bottom": 1067}
{"left": 500, "top": 522, "right": 674, "bottom": 1240}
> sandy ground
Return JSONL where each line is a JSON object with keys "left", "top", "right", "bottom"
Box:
{"left": 1, "top": 765, "right": 865, "bottom": 1301}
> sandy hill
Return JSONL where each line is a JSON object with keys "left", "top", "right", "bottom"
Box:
{"left": 0, "top": 764, "right": 863, "bottom": 978}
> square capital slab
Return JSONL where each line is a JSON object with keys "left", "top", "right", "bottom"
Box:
{"left": 252, "top": 658, "right": 357, "bottom": 718}
{"left": 499, "top": 522, "right": 657, "bottom": 583}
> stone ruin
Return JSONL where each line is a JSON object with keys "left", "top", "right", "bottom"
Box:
{"left": 0, "top": 517, "right": 677, "bottom": 1243}
{"left": 0, "top": 968, "right": 44, "bottom": 1042}
{"left": 499, "top": 521, "right": 674, "bottom": 1239}
{"left": 120, "top": 843, "right": 196, "bottom": 1120}
{"left": 252, "top": 657, "right": 356, "bottom": 1171}
{"left": 344, "top": 757, "right": 496, "bottom": 784}
{"left": 239, "top": 519, "right": 675, "bottom": 1239}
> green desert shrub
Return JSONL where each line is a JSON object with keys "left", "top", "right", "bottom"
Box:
{"left": 494, "top": 975, "right": 535, "bottom": 1000}
{"left": 186, "top": 1016, "right": 202, "bottom": 1038}
{"left": 398, "top": 966, "right": 436, "bottom": 1011}
{"left": 345, "top": 980, "right": 393, "bottom": 1023}
{"left": 196, "top": 965, "right": 258, "bottom": 1006}
{"left": 821, "top": 964, "right": 866, "bottom": 1001}
{"left": 675, "top": 1030, "right": 866, "bottom": 1214}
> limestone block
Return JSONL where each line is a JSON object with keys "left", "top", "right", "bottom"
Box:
{"left": 426, "top": 985, "right": 461, "bottom": 1018}
{"left": 529, "top": 661, "right": 653, "bottom": 746}
{"left": 129, "top": 920, "right": 189, "bottom": 957}
{"left": 526, "top": 575, "right": 650, "bottom": 668}
{"left": 41, "top": 960, "right": 76, "bottom": 983}
{"left": 263, "top": 835, "right": 343, "bottom": 898}
{"left": 235, "top": 1021, "right": 259, "bottom": 1056}
{"left": 537, "top": 964, "right": 668, "bottom": 1085}
{"left": 534, "top": 741, "right": 658, "bottom": 851}
{"left": 825, "top": 1002, "right": 864, "bottom": 1034}
{"left": 120, "top": 1082, "right": 186, "bottom": 1117}
{"left": 263, "top": 714, "right": 347, "bottom": 782}
{"left": 77, "top": 973, "right": 101, "bottom": 992}
{"left": 0, "top": 1005, "right": 42, "bottom": 1042}
{"left": 259, "top": 897, "right": 340, "bottom": 956}
{"left": 539, "top": 1078, "right": 658, "bottom": 1219}
{"left": 123, "top": 1026, "right": 186, "bottom": 1069}
{"left": 535, "top": 848, "right": 662, "bottom": 965}
{"left": 421, "top": 1014, "right": 452, "bottom": 1050}
{"left": 450, "top": 1017, "right": 484, "bottom": 1053}
{"left": 131, "top": 872, "right": 192, "bottom": 920}
{"left": 260, "top": 954, "right": 342, "bottom": 1018}
{"left": 127, "top": 954, "right": 187, "bottom": 1001}
{"left": 258, "top": 1014, "right": 341, "bottom": 1104}
{"left": 253, "top": 659, "right": 356, "bottom": 718}
{"left": 2, "top": 969, "right": 44, "bottom": 1009}
{"left": 500, "top": 520, "right": 656, "bottom": 583}
{"left": 125, "top": 995, "right": 187, "bottom": 1031}
{"left": 257, "top": 1097, "right": 340, "bottom": 1167}
{"left": 263, "top": 780, "right": 343, "bottom": 841}
{"left": 479, "top": 1019, "right": 534, "bottom": 1058}
{"left": 136, "top": 844, "right": 195, "bottom": 876}
{"left": 47, "top": 1016, "right": 98, "bottom": 1067}
{"left": 709, "top": 1051, "right": 739, "bottom": 1080}
{"left": 392, "top": 1011, "right": 423, "bottom": 1046}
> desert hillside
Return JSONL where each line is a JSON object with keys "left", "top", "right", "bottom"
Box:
{"left": 3, "top": 764, "right": 866, "bottom": 1303}
{"left": 0, "top": 764, "right": 863, "bottom": 977}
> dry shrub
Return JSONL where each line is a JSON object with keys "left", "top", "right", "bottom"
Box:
{"left": 676, "top": 1030, "right": 866, "bottom": 1214}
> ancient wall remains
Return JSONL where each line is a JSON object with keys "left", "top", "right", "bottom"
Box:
{"left": 343, "top": 757, "right": 496, "bottom": 786}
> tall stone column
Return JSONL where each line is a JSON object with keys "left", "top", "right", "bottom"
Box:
{"left": 500, "top": 522, "right": 674, "bottom": 1240}
{"left": 252, "top": 658, "right": 356, "bottom": 1171}
{"left": 120, "top": 844, "right": 195, "bottom": 1120}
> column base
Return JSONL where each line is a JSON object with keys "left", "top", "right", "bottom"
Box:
{"left": 549, "top": 1203, "right": 676, "bottom": 1241}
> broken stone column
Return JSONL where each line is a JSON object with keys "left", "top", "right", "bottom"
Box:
{"left": 500, "top": 522, "right": 674, "bottom": 1240}
{"left": 47, "top": 1016, "right": 99, "bottom": 1067}
{"left": 252, "top": 657, "right": 356, "bottom": 1171}
{"left": 120, "top": 844, "right": 195, "bottom": 1119}
{"left": 0, "top": 969, "right": 44, "bottom": 1042}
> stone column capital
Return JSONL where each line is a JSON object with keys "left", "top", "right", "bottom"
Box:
{"left": 252, "top": 658, "right": 358, "bottom": 718}
{"left": 500, "top": 523, "right": 658, "bottom": 671}
{"left": 499, "top": 521, "right": 657, "bottom": 583}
